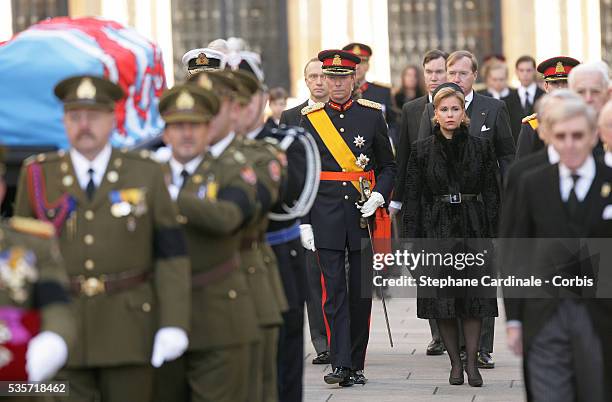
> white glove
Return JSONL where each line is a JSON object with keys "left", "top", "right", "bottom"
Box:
{"left": 27, "top": 331, "right": 68, "bottom": 382}
{"left": 388, "top": 201, "right": 402, "bottom": 218}
{"left": 299, "top": 224, "right": 316, "bottom": 251}
{"left": 358, "top": 192, "right": 385, "bottom": 218}
{"left": 151, "top": 327, "right": 189, "bottom": 368}
{"left": 167, "top": 183, "right": 180, "bottom": 201}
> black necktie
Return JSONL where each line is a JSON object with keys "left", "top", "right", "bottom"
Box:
{"left": 524, "top": 93, "right": 533, "bottom": 114}
{"left": 566, "top": 174, "right": 580, "bottom": 218}
{"left": 86, "top": 168, "right": 96, "bottom": 200}
{"left": 180, "top": 169, "right": 190, "bottom": 189}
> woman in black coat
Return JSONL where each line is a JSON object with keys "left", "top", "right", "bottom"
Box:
{"left": 402, "top": 85, "right": 500, "bottom": 387}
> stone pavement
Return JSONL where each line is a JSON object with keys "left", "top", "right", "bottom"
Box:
{"left": 303, "top": 298, "right": 525, "bottom": 402}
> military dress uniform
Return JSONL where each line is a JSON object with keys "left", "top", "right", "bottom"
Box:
{"left": 236, "top": 134, "right": 286, "bottom": 402}
{"left": 151, "top": 83, "right": 262, "bottom": 402}
{"left": 255, "top": 125, "right": 309, "bottom": 402}
{"left": 515, "top": 56, "right": 580, "bottom": 160}
{"left": 299, "top": 50, "right": 396, "bottom": 385}
{"left": 0, "top": 217, "right": 76, "bottom": 402}
{"left": 14, "top": 76, "right": 191, "bottom": 401}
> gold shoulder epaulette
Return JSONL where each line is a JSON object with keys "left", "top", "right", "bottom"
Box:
{"left": 122, "top": 149, "right": 156, "bottom": 163}
{"left": 9, "top": 216, "right": 55, "bottom": 239}
{"left": 24, "top": 151, "right": 60, "bottom": 166}
{"left": 521, "top": 113, "right": 537, "bottom": 124}
{"left": 357, "top": 98, "right": 383, "bottom": 110}
{"left": 301, "top": 102, "right": 325, "bottom": 115}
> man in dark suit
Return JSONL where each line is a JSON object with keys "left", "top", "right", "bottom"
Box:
{"left": 504, "top": 95, "right": 612, "bottom": 402}
{"left": 514, "top": 55, "right": 546, "bottom": 117}
{"left": 478, "top": 59, "right": 524, "bottom": 142}
{"left": 390, "top": 49, "right": 448, "bottom": 356}
{"left": 418, "top": 50, "right": 516, "bottom": 178}
{"left": 516, "top": 56, "right": 580, "bottom": 160}
{"left": 280, "top": 57, "right": 331, "bottom": 367}
{"left": 280, "top": 58, "right": 329, "bottom": 127}
{"left": 417, "top": 50, "right": 515, "bottom": 369}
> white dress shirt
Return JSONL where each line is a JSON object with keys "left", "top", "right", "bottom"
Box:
{"left": 605, "top": 151, "right": 612, "bottom": 168}
{"left": 558, "top": 155, "right": 596, "bottom": 202}
{"left": 487, "top": 87, "right": 510, "bottom": 100}
{"left": 209, "top": 132, "right": 235, "bottom": 159}
{"left": 169, "top": 155, "right": 203, "bottom": 187}
{"left": 70, "top": 144, "right": 112, "bottom": 190}
{"left": 518, "top": 82, "right": 537, "bottom": 110}
{"left": 464, "top": 90, "right": 474, "bottom": 110}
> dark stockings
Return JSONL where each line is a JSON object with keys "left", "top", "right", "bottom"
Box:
{"left": 437, "top": 318, "right": 482, "bottom": 377}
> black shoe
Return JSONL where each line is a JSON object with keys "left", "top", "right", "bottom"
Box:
{"left": 312, "top": 351, "right": 330, "bottom": 365}
{"left": 477, "top": 351, "right": 495, "bottom": 369}
{"left": 339, "top": 373, "right": 355, "bottom": 387}
{"left": 426, "top": 339, "right": 446, "bottom": 355}
{"left": 467, "top": 367, "right": 483, "bottom": 387}
{"left": 352, "top": 370, "right": 367, "bottom": 385}
{"left": 324, "top": 367, "right": 351, "bottom": 385}
{"left": 449, "top": 366, "right": 464, "bottom": 385}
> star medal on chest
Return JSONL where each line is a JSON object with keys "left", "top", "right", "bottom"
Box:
{"left": 353, "top": 135, "right": 365, "bottom": 148}
{"left": 356, "top": 153, "right": 370, "bottom": 169}
{"left": 0, "top": 247, "right": 38, "bottom": 304}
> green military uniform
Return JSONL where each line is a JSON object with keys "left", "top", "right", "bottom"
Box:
{"left": 153, "top": 83, "right": 261, "bottom": 402}
{"left": 235, "top": 136, "right": 286, "bottom": 402}
{"left": 0, "top": 218, "right": 75, "bottom": 402}
{"left": 13, "top": 76, "right": 191, "bottom": 402}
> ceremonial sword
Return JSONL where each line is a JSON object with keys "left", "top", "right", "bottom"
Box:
{"left": 359, "top": 177, "right": 394, "bottom": 348}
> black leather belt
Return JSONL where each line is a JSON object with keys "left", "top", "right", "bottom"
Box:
{"left": 434, "top": 193, "right": 482, "bottom": 204}
{"left": 71, "top": 270, "right": 151, "bottom": 297}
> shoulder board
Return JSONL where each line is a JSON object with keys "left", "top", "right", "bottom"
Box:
{"left": 301, "top": 102, "right": 325, "bottom": 115}
{"left": 521, "top": 113, "right": 537, "bottom": 124}
{"left": 357, "top": 98, "right": 383, "bottom": 110}
{"left": 24, "top": 151, "right": 63, "bottom": 166}
{"left": 121, "top": 148, "right": 157, "bottom": 163}
{"left": 9, "top": 216, "right": 55, "bottom": 239}
{"left": 371, "top": 81, "right": 391, "bottom": 89}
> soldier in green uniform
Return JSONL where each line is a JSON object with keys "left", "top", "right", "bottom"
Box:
{"left": 1, "top": 147, "right": 75, "bottom": 402}
{"left": 13, "top": 76, "right": 191, "bottom": 401}
{"left": 154, "top": 78, "right": 262, "bottom": 402}
{"left": 229, "top": 67, "right": 288, "bottom": 402}
{"left": 189, "top": 68, "right": 274, "bottom": 401}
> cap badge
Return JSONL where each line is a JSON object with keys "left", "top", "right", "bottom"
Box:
{"left": 176, "top": 90, "right": 195, "bottom": 110}
{"left": 332, "top": 54, "right": 342, "bottom": 66}
{"left": 352, "top": 45, "right": 362, "bottom": 55}
{"left": 197, "top": 74, "right": 213, "bottom": 90}
{"left": 555, "top": 62, "right": 565, "bottom": 74}
{"left": 76, "top": 78, "right": 96, "bottom": 100}
{"left": 196, "top": 53, "right": 209, "bottom": 66}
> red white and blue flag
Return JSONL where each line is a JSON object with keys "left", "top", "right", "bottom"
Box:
{"left": 0, "top": 17, "right": 166, "bottom": 148}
